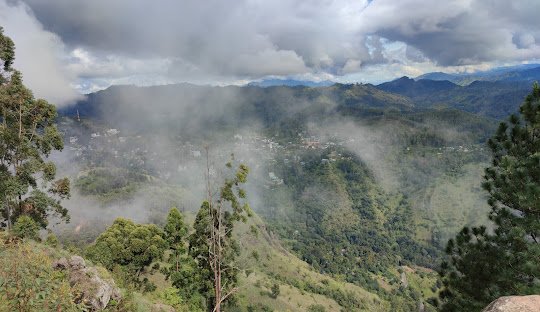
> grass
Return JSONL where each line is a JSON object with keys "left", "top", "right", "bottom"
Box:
{"left": 232, "top": 215, "right": 388, "bottom": 311}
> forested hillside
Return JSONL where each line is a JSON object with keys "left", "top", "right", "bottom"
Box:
{"left": 39, "top": 79, "right": 519, "bottom": 310}
{"left": 378, "top": 77, "right": 532, "bottom": 119}
{"left": 2, "top": 52, "right": 537, "bottom": 312}
{"left": 3, "top": 1, "right": 540, "bottom": 311}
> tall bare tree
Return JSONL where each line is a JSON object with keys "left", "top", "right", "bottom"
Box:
{"left": 189, "top": 147, "right": 251, "bottom": 312}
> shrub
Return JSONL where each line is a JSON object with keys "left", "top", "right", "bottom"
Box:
{"left": 270, "top": 283, "right": 280, "bottom": 299}
{"left": 308, "top": 304, "right": 327, "bottom": 312}
{"left": 12, "top": 215, "right": 40, "bottom": 240}
{"left": 45, "top": 234, "right": 59, "bottom": 247}
{"left": 0, "top": 236, "right": 78, "bottom": 311}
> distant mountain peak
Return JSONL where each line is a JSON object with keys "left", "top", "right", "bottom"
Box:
{"left": 247, "top": 78, "right": 334, "bottom": 88}
{"left": 377, "top": 76, "right": 458, "bottom": 97}
{"left": 415, "top": 64, "right": 540, "bottom": 85}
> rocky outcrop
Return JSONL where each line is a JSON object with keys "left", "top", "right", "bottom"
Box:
{"left": 53, "top": 255, "right": 121, "bottom": 310}
{"left": 400, "top": 271, "right": 408, "bottom": 288}
{"left": 483, "top": 295, "right": 540, "bottom": 312}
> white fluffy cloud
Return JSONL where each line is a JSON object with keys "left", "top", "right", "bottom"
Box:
{"left": 0, "top": 1, "right": 82, "bottom": 106}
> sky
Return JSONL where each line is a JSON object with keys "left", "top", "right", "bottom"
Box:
{"left": 1, "top": 0, "right": 540, "bottom": 106}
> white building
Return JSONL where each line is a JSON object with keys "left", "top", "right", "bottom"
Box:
{"left": 106, "top": 129, "right": 120, "bottom": 136}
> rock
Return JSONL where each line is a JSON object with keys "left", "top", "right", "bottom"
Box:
{"left": 483, "top": 295, "right": 540, "bottom": 312}
{"left": 52, "top": 257, "right": 68, "bottom": 269}
{"left": 400, "top": 271, "right": 408, "bottom": 288}
{"left": 53, "top": 255, "right": 121, "bottom": 310}
{"left": 68, "top": 255, "right": 86, "bottom": 270}
{"left": 418, "top": 300, "right": 425, "bottom": 312}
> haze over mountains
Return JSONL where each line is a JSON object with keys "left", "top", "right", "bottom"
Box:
{"left": 62, "top": 63, "right": 540, "bottom": 122}
{"left": 416, "top": 63, "right": 540, "bottom": 85}
{"left": 2, "top": 1, "right": 540, "bottom": 311}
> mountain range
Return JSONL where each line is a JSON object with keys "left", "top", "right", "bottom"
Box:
{"left": 50, "top": 63, "right": 540, "bottom": 311}
{"left": 416, "top": 63, "right": 540, "bottom": 85}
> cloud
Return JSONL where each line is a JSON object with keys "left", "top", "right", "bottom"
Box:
{"left": 20, "top": 0, "right": 373, "bottom": 80}
{"left": 3, "top": 0, "right": 540, "bottom": 93}
{"left": 358, "top": 0, "right": 540, "bottom": 66}
{"left": 0, "top": 0, "right": 82, "bottom": 106}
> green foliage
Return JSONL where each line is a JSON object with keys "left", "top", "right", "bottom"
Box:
{"left": 164, "top": 207, "right": 188, "bottom": 254}
{"left": 308, "top": 304, "right": 327, "bottom": 312}
{"left": 0, "top": 235, "right": 79, "bottom": 311}
{"left": 45, "top": 233, "right": 59, "bottom": 247}
{"left": 12, "top": 215, "right": 39, "bottom": 240}
{"left": 439, "top": 83, "right": 540, "bottom": 311}
{"left": 162, "top": 207, "right": 189, "bottom": 280}
{"left": 0, "top": 27, "right": 14, "bottom": 71}
{"left": 265, "top": 152, "right": 434, "bottom": 290}
{"left": 75, "top": 167, "right": 146, "bottom": 197}
{"left": 0, "top": 30, "right": 70, "bottom": 230}
{"left": 484, "top": 82, "right": 540, "bottom": 234}
{"left": 160, "top": 208, "right": 207, "bottom": 310}
{"left": 186, "top": 201, "right": 214, "bottom": 301}
{"left": 165, "top": 255, "right": 207, "bottom": 310}
{"left": 247, "top": 303, "right": 273, "bottom": 312}
{"left": 158, "top": 287, "right": 199, "bottom": 311}
{"left": 270, "top": 283, "right": 280, "bottom": 299}
{"left": 86, "top": 218, "right": 168, "bottom": 287}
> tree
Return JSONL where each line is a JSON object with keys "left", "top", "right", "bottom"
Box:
{"left": 189, "top": 151, "right": 251, "bottom": 312}
{"left": 86, "top": 218, "right": 168, "bottom": 287}
{"left": 163, "top": 207, "right": 188, "bottom": 272}
{"left": 439, "top": 83, "right": 540, "bottom": 311}
{"left": 161, "top": 207, "right": 206, "bottom": 309}
{"left": 0, "top": 27, "right": 14, "bottom": 72}
{"left": 187, "top": 200, "right": 215, "bottom": 309}
{"left": 0, "top": 27, "right": 70, "bottom": 230}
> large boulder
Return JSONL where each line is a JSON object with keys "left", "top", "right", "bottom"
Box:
{"left": 483, "top": 295, "right": 540, "bottom": 312}
{"left": 53, "top": 255, "right": 121, "bottom": 310}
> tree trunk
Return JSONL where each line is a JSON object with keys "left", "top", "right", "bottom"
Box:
{"left": 5, "top": 198, "right": 11, "bottom": 230}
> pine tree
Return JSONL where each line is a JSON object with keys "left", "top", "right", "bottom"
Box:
{"left": 0, "top": 27, "right": 70, "bottom": 230}
{"left": 439, "top": 83, "right": 540, "bottom": 311}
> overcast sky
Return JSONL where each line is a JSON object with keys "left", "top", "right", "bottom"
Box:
{"left": 1, "top": 0, "right": 540, "bottom": 106}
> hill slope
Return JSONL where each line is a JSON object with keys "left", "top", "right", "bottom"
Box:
{"left": 377, "top": 77, "right": 532, "bottom": 119}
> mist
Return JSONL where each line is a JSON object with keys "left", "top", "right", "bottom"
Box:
{"left": 44, "top": 81, "right": 493, "bottom": 250}
{"left": 50, "top": 85, "right": 286, "bottom": 240}
{"left": 0, "top": 0, "right": 82, "bottom": 106}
